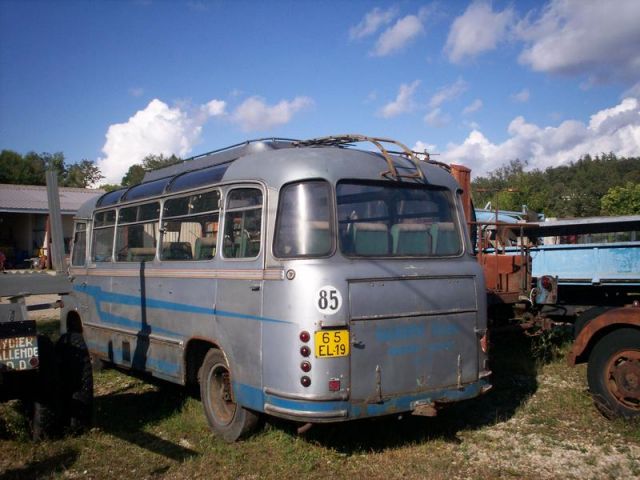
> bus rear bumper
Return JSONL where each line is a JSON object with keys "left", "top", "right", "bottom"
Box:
{"left": 239, "top": 378, "right": 492, "bottom": 423}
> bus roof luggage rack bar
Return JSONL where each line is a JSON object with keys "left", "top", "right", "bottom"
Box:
{"left": 294, "top": 134, "right": 426, "bottom": 182}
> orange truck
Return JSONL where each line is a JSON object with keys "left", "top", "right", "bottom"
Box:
{"left": 450, "top": 164, "right": 639, "bottom": 419}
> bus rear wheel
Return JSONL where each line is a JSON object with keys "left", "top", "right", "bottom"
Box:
{"left": 587, "top": 328, "right": 640, "bottom": 419}
{"left": 199, "top": 348, "right": 259, "bottom": 442}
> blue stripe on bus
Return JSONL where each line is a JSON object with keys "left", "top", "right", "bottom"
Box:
{"left": 234, "top": 382, "right": 350, "bottom": 413}
{"left": 85, "top": 340, "right": 180, "bottom": 375}
{"left": 235, "top": 380, "right": 489, "bottom": 418}
{"left": 74, "top": 284, "right": 290, "bottom": 327}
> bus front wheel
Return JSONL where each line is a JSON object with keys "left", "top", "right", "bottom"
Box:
{"left": 199, "top": 348, "right": 259, "bottom": 442}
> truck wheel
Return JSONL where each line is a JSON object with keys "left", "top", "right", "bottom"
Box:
{"left": 587, "top": 328, "right": 640, "bottom": 419}
{"left": 31, "top": 335, "right": 61, "bottom": 440}
{"left": 56, "top": 332, "right": 94, "bottom": 432}
{"left": 199, "top": 348, "right": 259, "bottom": 442}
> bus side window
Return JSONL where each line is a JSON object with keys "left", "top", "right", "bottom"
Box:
{"left": 71, "top": 222, "right": 87, "bottom": 266}
{"left": 161, "top": 190, "right": 220, "bottom": 261}
{"left": 223, "top": 188, "right": 263, "bottom": 259}
{"left": 115, "top": 202, "right": 160, "bottom": 262}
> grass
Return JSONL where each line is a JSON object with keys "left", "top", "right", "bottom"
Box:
{"left": 1, "top": 319, "right": 639, "bottom": 479}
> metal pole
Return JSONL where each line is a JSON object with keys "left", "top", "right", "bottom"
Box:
{"left": 46, "top": 170, "right": 65, "bottom": 274}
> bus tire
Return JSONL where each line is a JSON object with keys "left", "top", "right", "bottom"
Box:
{"left": 31, "top": 335, "right": 62, "bottom": 440}
{"left": 199, "top": 348, "right": 259, "bottom": 442}
{"left": 56, "top": 332, "right": 94, "bottom": 433}
{"left": 587, "top": 328, "right": 640, "bottom": 419}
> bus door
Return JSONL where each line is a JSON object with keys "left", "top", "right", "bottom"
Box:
{"left": 348, "top": 276, "right": 480, "bottom": 403}
{"left": 215, "top": 187, "right": 265, "bottom": 363}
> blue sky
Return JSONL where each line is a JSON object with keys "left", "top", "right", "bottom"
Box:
{"left": 1, "top": 0, "right": 639, "bottom": 184}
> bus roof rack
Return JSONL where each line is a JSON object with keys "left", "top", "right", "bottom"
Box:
{"left": 294, "top": 134, "right": 426, "bottom": 181}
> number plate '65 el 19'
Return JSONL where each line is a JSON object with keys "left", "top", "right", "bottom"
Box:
{"left": 315, "top": 330, "right": 349, "bottom": 358}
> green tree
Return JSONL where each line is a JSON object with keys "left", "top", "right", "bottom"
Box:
{"left": 471, "top": 153, "right": 640, "bottom": 218}
{"left": 98, "top": 183, "right": 122, "bottom": 192}
{"left": 0, "top": 150, "right": 24, "bottom": 183}
{"left": 121, "top": 164, "right": 146, "bottom": 186}
{"left": 64, "top": 160, "right": 104, "bottom": 187}
{"left": 601, "top": 182, "right": 640, "bottom": 215}
{"left": 142, "top": 154, "right": 181, "bottom": 171}
{"left": 0, "top": 150, "right": 103, "bottom": 188}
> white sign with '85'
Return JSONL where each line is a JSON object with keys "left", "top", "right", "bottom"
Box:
{"left": 315, "top": 285, "right": 342, "bottom": 315}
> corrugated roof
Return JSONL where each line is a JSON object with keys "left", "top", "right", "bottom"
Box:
{"left": 0, "top": 184, "right": 105, "bottom": 214}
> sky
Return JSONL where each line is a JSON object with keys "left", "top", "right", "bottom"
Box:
{"left": 1, "top": 0, "right": 639, "bottom": 184}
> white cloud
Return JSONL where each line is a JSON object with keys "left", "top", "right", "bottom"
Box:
{"left": 511, "top": 88, "right": 530, "bottom": 103}
{"left": 463, "top": 99, "right": 483, "bottom": 115}
{"left": 424, "top": 108, "right": 450, "bottom": 127}
{"left": 429, "top": 78, "right": 468, "bottom": 108}
{"left": 379, "top": 80, "right": 421, "bottom": 118}
{"left": 413, "top": 140, "right": 436, "bottom": 153}
{"left": 445, "top": 1, "right": 515, "bottom": 64}
{"left": 231, "top": 96, "right": 313, "bottom": 132}
{"left": 435, "top": 98, "right": 640, "bottom": 177}
{"left": 350, "top": 6, "right": 397, "bottom": 40}
{"left": 517, "top": 0, "right": 640, "bottom": 85}
{"left": 203, "top": 99, "right": 226, "bottom": 116}
{"left": 372, "top": 11, "right": 426, "bottom": 56}
{"left": 97, "top": 97, "right": 226, "bottom": 184}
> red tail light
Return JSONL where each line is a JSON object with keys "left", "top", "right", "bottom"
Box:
{"left": 480, "top": 332, "right": 489, "bottom": 353}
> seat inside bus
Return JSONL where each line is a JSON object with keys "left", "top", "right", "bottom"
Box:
{"left": 126, "top": 247, "right": 156, "bottom": 262}
{"left": 352, "top": 223, "right": 389, "bottom": 255}
{"left": 431, "top": 222, "right": 460, "bottom": 255}
{"left": 391, "top": 223, "right": 432, "bottom": 255}
{"left": 162, "top": 241, "right": 193, "bottom": 260}
{"left": 308, "top": 220, "right": 331, "bottom": 254}
{"left": 194, "top": 236, "right": 216, "bottom": 260}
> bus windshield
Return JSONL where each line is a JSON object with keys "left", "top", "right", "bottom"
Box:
{"left": 337, "top": 180, "right": 461, "bottom": 257}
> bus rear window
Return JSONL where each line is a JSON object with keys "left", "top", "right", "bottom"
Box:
{"left": 336, "top": 181, "right": 461, "bottom": 257}
{"left": 274, "top": 181, "right": 333, "bottom": 258}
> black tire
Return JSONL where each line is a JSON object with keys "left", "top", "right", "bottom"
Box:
{"left": 31, "top": 335, "right": 61, "bottom": 440}
{"left": 199, "top": 348, "right": 259, "bottom": 442}
{"left": 587, "top": 328, "right": 640, "bottom": 419}
{"left": 56, "top": 332, "right": 94, "bottom": 433}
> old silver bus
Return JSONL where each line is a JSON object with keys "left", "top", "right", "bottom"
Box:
{"left": 62, "top": 135, "right": 491, "bottom": 441}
